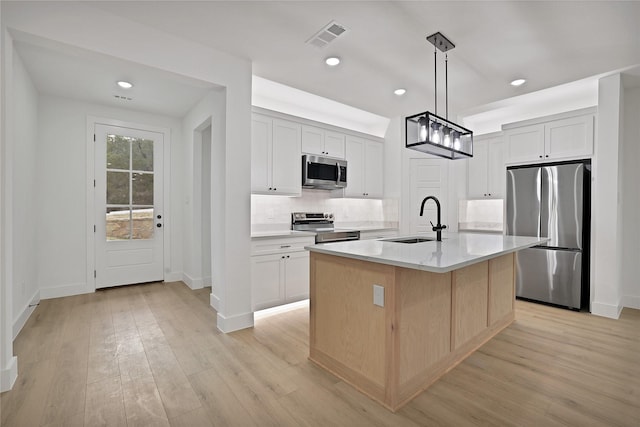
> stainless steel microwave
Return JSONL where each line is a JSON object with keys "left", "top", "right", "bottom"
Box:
{"left": 302, "top": 155, "right": 347, "bottom": 190}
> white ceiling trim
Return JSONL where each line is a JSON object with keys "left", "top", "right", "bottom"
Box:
{"left": 252, "top": 76, "right": 390, "bottom": 137}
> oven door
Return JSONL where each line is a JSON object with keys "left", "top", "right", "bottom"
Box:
{"left": 315, "top": 230, "right": 360, "bottom": 243}
{"left": 302, "top": 155, "right": 347, "bottom": 189}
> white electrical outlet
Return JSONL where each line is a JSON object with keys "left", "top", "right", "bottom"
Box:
{"left": 373, "top": 285, "right": 384, "bottom": 307}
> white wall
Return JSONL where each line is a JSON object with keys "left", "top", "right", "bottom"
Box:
{"left": 36, "top": 95, "right": 183, "bottom": 298}
{"left": 201, "top": 125, "right": 212, "bottom": 287}
{"left": 591, "top": 74, "right": 623, "bottom": 318}
{"left": 11, "top": 45, "right": 39, "bottom": 338}
{"left": 1, "top": 23, "right": 19, "bottom": 393}
{"left": 620, "top": 86, "right": 640, "bottom": 309}
{"left": 181, "top": 90, "right": 224, "bottom": 298}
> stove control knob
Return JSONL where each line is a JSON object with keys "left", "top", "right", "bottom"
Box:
{"left": 329, "top": 214, "right": 334, "bottom": 219}
{"left": 324, "top": 213, "right": 328, "bottom": 219}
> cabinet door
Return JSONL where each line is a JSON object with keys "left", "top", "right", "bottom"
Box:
{"left": 324, "top": 131, "right": 346, "bottom": 158}
{"left": 545, "top": 115, "right": 594, "bottom": 160}
{"left": 301, "top": 125, "right": 324, "bottom": 155}
{"left": 251, "top": 114, "right": 272, "bottom": 192}
{"left": 487, "top": 137, "right": 505, "bottom": 198}
{"left": 284, "top": 251, "right": 310, "bottom": 303}
{"left": 504, "top": 124, "right": 544, "bottom": 164}
{"left": 467, "top": 139, "right": 489, "bottom": 198}
{"left": 251, "top": 254, "right": 283, "bottom": 310}
{"left": 272, "top": 119, "right": 302, "bottom": 196}
{"left": 345, "top": 136, "right": 365, "bottom": 197}
{"left": 364, "top": 140, "right": 384, "bottom": 198}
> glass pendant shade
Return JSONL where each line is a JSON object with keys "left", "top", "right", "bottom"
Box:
{"left": 405, "top": 111, "right": 473, "bottom": 159}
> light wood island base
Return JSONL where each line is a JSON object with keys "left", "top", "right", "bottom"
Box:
{"left": 309, "top": 251, "right": 516, "bottom": 411}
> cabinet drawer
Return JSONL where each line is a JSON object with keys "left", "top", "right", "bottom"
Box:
{"left": 251, "top": 236, "right": 316, "bottom": 255}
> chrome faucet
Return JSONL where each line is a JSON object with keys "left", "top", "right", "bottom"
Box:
{"left": 419, "top": 196, "right": 447, "bottom": 242}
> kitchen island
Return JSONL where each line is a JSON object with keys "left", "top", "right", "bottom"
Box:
{"left": 305, "top": 233, "right": 547, "bottom": 411}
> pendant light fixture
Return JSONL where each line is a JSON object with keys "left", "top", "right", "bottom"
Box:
{"left": 405, "top": 32, "right": 473, "bottom": 159}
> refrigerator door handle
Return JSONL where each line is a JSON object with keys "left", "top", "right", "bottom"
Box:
{"left": 540, "top": 166, "right": 553, "bottom": 244}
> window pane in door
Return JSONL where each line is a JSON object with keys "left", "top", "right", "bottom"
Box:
{"left": 106, "top": 207, "right": 131, "bottom": 240}
{"left": 132, "top": 172, "right": 153, "bottom": 205}
{"left": 132, "top": 139, "right": 154, "bottom": 171}
{"left": 107, "top": 135, "right": 130, "bottom": 170}
{"left": 107, "top": 171, "right": 130, "bottom": 204}
{"left": 132, "top": 207, "right": 154, "bottom": 240}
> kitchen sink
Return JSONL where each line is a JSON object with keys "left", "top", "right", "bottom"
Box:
{"left": 383, "top": 237, "right": 435, "bottom": 244}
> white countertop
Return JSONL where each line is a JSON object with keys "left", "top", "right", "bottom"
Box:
{"left": 305, "top": 232, "right": 548, "bottom": 273}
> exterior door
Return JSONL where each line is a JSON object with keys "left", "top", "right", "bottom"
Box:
{"left": 409, "top": 159, "right": 448, "bottom": 234}
{"left": 94, "top": 124, "right": 164, "bottom": 288}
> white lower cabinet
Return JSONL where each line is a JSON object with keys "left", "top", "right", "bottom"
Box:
{"left": 251, "top": 253, "right": 284, "bottom": 310}
{"left": 251, "top": 235, "right": 314, "bottom": 311}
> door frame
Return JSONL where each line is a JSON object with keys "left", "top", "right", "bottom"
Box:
{"left": 86, "top": 116, "right": 171, "bottom": 291}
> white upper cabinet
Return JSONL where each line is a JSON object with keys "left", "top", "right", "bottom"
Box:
{"left": 504, "top": 124, "right": 545, "bottom": 164}
{"left": 344, "top": 136, "right": 384, "bottom": 198}
{"left": 251, "top": 114, "right": 272, "bottom": 193}
{"left": 301, "top": 125, "right": 346, "bottom": 158}
{"left": 468, "top": 134, "right": 505, "bottom": 198}
{"left": 545, "top": 115, "right": 594, "bottom": 160}
{"left": 504, "top": 111, "right": 594, "bottom": 164}
{"left": 251, "top": 113, "right": 301, "bottom": 196}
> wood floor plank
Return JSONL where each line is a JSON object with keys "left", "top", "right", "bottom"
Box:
{"left": 168, "top": 406, "right": 214, "bottom": 427}
{"left": 2, "top": 282, "right": 638, "bottom": 427}
{"left": 121, "top": 375, "right": 169, "bottom": 427}
{"left": 84, "top": 376, "right": 127, "bottom": 427}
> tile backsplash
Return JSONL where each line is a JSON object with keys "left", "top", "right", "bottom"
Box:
{"left": 251, "top": 190, "right": 398, "bottom": 232}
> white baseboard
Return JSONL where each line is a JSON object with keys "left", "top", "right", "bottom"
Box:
{"left": 13, "top": 289, "right": 40, "bottom": 339}
{"left": 216, "top": 311, "right": 254, "bottom": 333}
{"left": 164, "top": 271, "right": 182, "bottom": 282}
{"left": 182, "top": 273, "right": 204, "bottom": 290}
{"left": 590, "top": 301, "right": 623, "bottom": 319}
{"left": 39, "top": 282, "right": 92, "bottom": 300}
{"left": 210, "top": 292, "right": 220, "bottom": 312}
{"left": 621, "top": 295, "right": 640, "bottom": 310}
{"left": 0, "top": 356, "right": 18, "bottom": 392}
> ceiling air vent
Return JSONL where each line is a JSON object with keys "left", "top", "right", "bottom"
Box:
{"left": 114, "top": 95, "right": 133, "bottom": 101}
{"left": 306, "top": 21, "right": 347, "bottom": 48}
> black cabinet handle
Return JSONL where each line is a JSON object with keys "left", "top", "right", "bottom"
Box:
{"left": 156, "top": 223, "right": 162, "bottom": 228}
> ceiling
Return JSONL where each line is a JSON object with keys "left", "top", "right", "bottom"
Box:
{"left": 13, "top": 32, "right": 218, "bottom": 118}
{"left": 86, "top": 0, "right": 640, "bottom": 120}
{"left": 8, "top": 1, "right": 640, "bottom": 129}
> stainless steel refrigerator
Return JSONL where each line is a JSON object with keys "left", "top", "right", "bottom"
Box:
{"left": 506, "top": 161, "right": 590, "bottom": 310}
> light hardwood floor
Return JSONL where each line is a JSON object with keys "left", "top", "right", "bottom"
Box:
{"left": 1, "top": 281, "right": 638, "bottom": 426}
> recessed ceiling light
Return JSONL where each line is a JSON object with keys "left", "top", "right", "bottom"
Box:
{"left": 117, "top": 81, "right": 133, "bottom": 89}
{"left": 394, "top": 88, "right": 406, "bottom": 96}
{"left": 325, "top": 57, "right": 340, "bottom": 67}
{"left": 510, "top": 78, "right": 526, "bottom": 87}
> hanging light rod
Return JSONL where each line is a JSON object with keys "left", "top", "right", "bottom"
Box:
{"left": 404, "top": 31, "right": 473, "bottom": 160}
